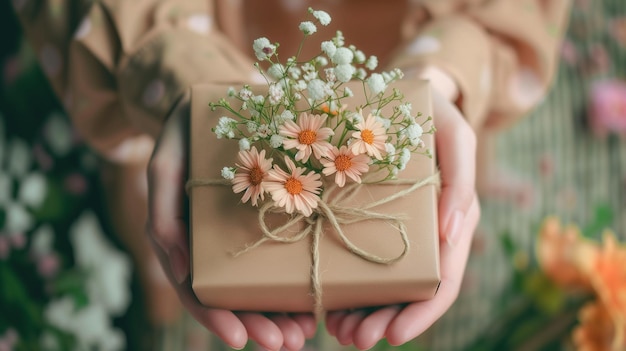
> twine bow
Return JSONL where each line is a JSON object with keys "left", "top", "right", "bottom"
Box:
{"left": 186, "top": 172, "right": 440, "bottom": 318}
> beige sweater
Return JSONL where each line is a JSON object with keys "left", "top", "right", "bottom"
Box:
{"left": 13, "top": 0, "right": 570, "bottom": 163}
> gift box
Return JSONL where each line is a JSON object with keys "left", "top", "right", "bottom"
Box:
{"left": 189, "top": 80, "right": 440, "bottom": 313}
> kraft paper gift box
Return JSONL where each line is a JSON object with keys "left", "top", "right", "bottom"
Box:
{"left": 189, "top": 79, "right": 440, "bottom": 313}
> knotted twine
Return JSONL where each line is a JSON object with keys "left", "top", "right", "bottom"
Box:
{"left": 186, "top": 172, "right": 440, "bottom": 319}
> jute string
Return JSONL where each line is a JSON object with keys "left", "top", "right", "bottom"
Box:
{"left": 186, "top": 172, "right": 440, "bottom": 319}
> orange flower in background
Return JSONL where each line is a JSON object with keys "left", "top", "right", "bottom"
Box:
{"left": 536, "top": 217, "right": 596, "bottom": 289}
{"left": 589, "top": 232, "right": 626, "bottom": 349}
{"left": 573, "top": 302, "right": 618, "bottom": 351}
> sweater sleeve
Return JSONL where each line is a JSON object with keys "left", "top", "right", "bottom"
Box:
{"left": 390, "top": 0, "right": 571, "bottom": 131}
{"left": 12, "top": 0, "right": 256, "bottom": 162}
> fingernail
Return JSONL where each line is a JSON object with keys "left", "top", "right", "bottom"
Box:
{"left": 169, "top": 247, "right": 189, "bottom": 284}
{"left": 445, "top": 210, "right": 464, "bottom": 248}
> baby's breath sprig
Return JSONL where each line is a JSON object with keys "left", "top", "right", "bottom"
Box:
{"left": 210, "top": 8, "right": 434, "bottom": 217}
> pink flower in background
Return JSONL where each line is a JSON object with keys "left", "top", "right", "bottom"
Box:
{"left": 10, "top": 233, "right": 26, "bottom": 250}
{"left": 588, "top": 79, "right": 626, "bottom": 137}
{"left": 37, "top": 253, "right": 60, "bottom": 279}
{"left": 609, "top": 17, "right": 626, "bottom": 48}
{"left": 0, "top": 236, "right": 10, "bottom": 260}
{"left": 560, "top": 39, "right": 579, "bottom": 66}
{"left": 64, "top": 173, "right": 88, "bottom": 195}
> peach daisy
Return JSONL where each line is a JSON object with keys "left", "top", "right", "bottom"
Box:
{"left": 350, "top": 113, "right": 387, "bottom": 160}
{"left": 265, "top": 156, "right": 322, "bottom": 217}
{"left": 321, "top": 146, "right": 370, "bottom": 187}
{"left": 232, "top": 147, "right": 273, "bottom": 206}
{"left": 279, "top": 112, "right": 334, "bottom": 162}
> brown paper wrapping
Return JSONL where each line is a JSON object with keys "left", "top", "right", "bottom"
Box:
{"left": 189, "top": 80, "right": 440, "bottom": 312}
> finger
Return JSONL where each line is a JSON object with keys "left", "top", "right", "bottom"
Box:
{"left": 147, "top": 96, "right": 191, "bottom": 283}
{"left": 386, "top": 196, "right": 479, "bottom": 345}
{"left": 237, "top": 312, "right": 284, "bottom": 351}
{"left": 432, "top": 89, "right": 477, "bottom": 247}
{"left": 267, "top": 314, "right": 306, "bottom": 351}
{"left": 290, "top": 313, "right": 318, "bottom": 339}
{"left": 352, "top": 305, "right": 402, "bottom": 350}
{"left": 325, "top": 310, "right": 349, "bottom": 337}
{"left": 335, "top": 310, "right": 368, "bottom": 346}
{"left": 148, "top": 237, "right": 249, "bottom": 349}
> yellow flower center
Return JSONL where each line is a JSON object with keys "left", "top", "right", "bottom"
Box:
{"left": 298, "top": 130, "right": 317, "bottom": 145}
{"left": 285, "top": 177, "right": 303, "bottom": 195}
{"left": 334, "top": 155, "right": 352, "bottom": 172}
{"left": 248, "top": 166, "right": 264, "bottom": 185}
{"left": 361, "top": 129, "right": 375, "bottom": 145}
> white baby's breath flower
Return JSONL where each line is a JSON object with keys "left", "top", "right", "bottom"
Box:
{"left": 405, "top": 123, "right": 423, "bottom": 145}
{"left": 315, "top": 56, "right": 328, "bottom": 66}
{"left": 239, "top": 138, "right": 251, "bottom": 151}
{"left": 293, "top": 80, "right": 308, "bottom": 92}
{"left": 366, "top": 56, "right": 378, "bottom": 70}
{"left": 221, "top": 167, "right": 235, "bottom": 180}
{"left": 239, "top": 87, "right": 253, "bottom": 100}
{"left": 382, "top": 71, "right": 393, "bottom": 83}
{"left": 332, "top": 47, "right": 353, "bottom": 65}
{"left": 398, "top": 148, "right": 411, "bottom": 171}
{"left": 8, "top": 139, "right": 31, "bottom": 176}
{"left": 256, "top": 124, "right": 271, "bottom": 138}
{"left": 252, "top": 95, "right": 265, "bottom": 104}
{"left": 324, "top": 68, "right": 336, "bottom": 83}
{"left": 393, "top": 68, "right": 404, "bottom": 79}
{"left": 398, "top": 103, "right": 412, "bottom": 119}
{"left": 302, "top": 62, "right": 315, "bottom": 73}
{"left": 44, "top": 113, "right": 73, "bottom": 157}
{"left": 268, "top": 83, "right": 284, "bottom": 105}
{"left": 311, "top": 9, "right": 331, "bottom": 25}
{"left": 294, "top": 92, "right": 302, "bottom": 100}
{"left": 5, "top": 203, "right": 33, "bottom": 233}
{"left": 18, "top": 172, "right": 47, "bottom": 208}
{"left": 267, "top": 64, "right": 285, "bottom": 79}
{"left": 30, "top": 225, "right": 54, "bottom": 256}
{"left": 333, "top": 31, "right": 345, "bottom": 47}
{"left": 334, "top": 64, "right": 355, "bottom": 83}
{"left": 356, "top": 68, "right": 367, "bottom": 80}
{"left": 385, "top": 143, "right": 396, "bottom": 162}
{"left": 215, "top": 116, "right": 237, "bottom": 139}
{"left": 253, "top": 37, "right": 276, "bottom": 60}
{"left": 367, "top": 73, "right": 387, "bottom": 95}
{"left": 349, "top": 111, "right": 364, "bottom": 124}
{"left": 246, "top": 121, "right": 258, "bottom": 133}
{"left": 303, "top": 71, "right": 317, "bottom": 81}
{"left": 288, "top": 66, "right": 301, "bottom": 79}
{"left": 227, "top": 86, "right": 236, "bottom": 97}
{"left": 280, "top": 110, "right": 295, "bottom": 121}
{"left": 321, "top": 41, "right": 336, "bottom": 57}
{"left": 307, "top": 79, "right": 329, "bottom": 101}
{"left": 354, "top": 50, "right": 366, "bottom": 64}
{"left": 270, "top": 134, "right": 284, "bottom": 148}
{"left": 299, "top": 21, "right": 317, "bottom": 35}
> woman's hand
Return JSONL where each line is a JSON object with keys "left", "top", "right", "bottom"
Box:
{"left": 145, "top": 93, "right": 317, "bottom": 351}
{"left": 325, "top": 86, "right": 480, "bottom": 349}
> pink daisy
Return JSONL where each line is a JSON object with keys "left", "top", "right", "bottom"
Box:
{"left": 321, "top": 146, "right": 370, "bottom": 187}
{"left": 232, "top": 147, "right": 273, "bottom": 206}
{"left": 279, "top": 112, "right": 335, "bottom": 162}
{"left": 265, "top": 156, "right": 322, "bottom": 217}
{"left": 350, "top": 114, "right": 387, "bottom": 160}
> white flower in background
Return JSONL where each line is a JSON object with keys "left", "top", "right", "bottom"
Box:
{"left": 270, "top": 134, "right": 284, "bottom": 148}
{"left": 356, "top": 68, "right": 367, "bottom": 80}
{"left": 334, "top": 64, "right": 355, "bottom": 83}
{"left": 307, "top": 79, "right": 329, "bottom": 101}
{"left": 324, "top": 68, "right": 336, "bottom": 83}
{"left": 30, "top": 225, "right": 54, "bottom": 256}
{"left": 256, "top": 124, "right": 271, "bottom": 138}
{"left": 288, "top": 66, "right": 301, "bottom": 80}
{"left": 376, "top": 116, "right": 391, "bottom": 129}
{"left": 0, "top": 172, "right": 10, "bottom": 205}
{"left": 215, "top": 116, "right": 237, "bottom": 139}
{"left": 332, "top": 47, "right": 353, "bottom": 65}
{"left": 333, "top": 30, "right": 345, "bottom": 47}
{"left": 354, "top": 50, "right": 366, "bottom": 64}
{"left": 405, "top": 123, "right": 424, "bottom": 146}
{"left": 366, "top": 56, "right": 378, "bottom": 70}
{"left": 268, "top": 83, "right": 284, "bottom": 105}
{"left": 238, "top": 138, "right": 251, "bottom": 151}
{"left": 321, "top": 41, "right": 336, "bottom": 57}
{"left": 239, "top": 87, "right": 253, "bottom": 100}
{"left": 280, "top": 110, "right": 295, "bottom": 121}
{"left": 315, "top": 56, "right": 328, "bottom": 67}
{"left": 227, "top": 87, "right": 236, "bottom": 97}
{"left": 398, "top": 148, "right": 411, "bottom": 171}
{"left": 18, "top": 172, "right": 47, "bottom": 208}
{"left": 44, "top": 113, "right": 73, "bottom": 157}
{"left": 251, "top": 95, "right": 265, "bottom": 104}
{"left": 253, "top": 37, "right": 276, "bottom": 60}
{"left": 267, "top": 64, "right": 285, "bottom": 79}
{"left": 221, "top": 167, "right": 235, "bottom": 180}
{"left": 311, "top": 9, "right": 331, "bottom": 25}
{"left": 343, "top": 87, "right": 354, "bottom": 97}
{"left": 246, "top": 121, "right": 258, "bottom": 133}
{"left": 7, "top": 138, "right": 31, "bottom": 176}
{"left": 367, "top": 73, "right": 387, "bottom": 95}
{"left": 4, "top": 203, "right": 33, "bottom": 233}
{"left": 70, "top": 211, "right": 132, "bottom": 317}
{"left": 299, "top": 21, "right": 317, "bottom": 35}
{"left": 398, "top": 103, "right": 412, "bottom": 120}
{"left": 385, "top": 143, "right": 397, "bottom": 162}
{"left": 294, "top": 80, "right": 308, "bottom": 92}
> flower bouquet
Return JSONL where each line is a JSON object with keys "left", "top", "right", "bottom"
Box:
{"left": 188, "top": 8, "right": 440, "bottom": 314}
